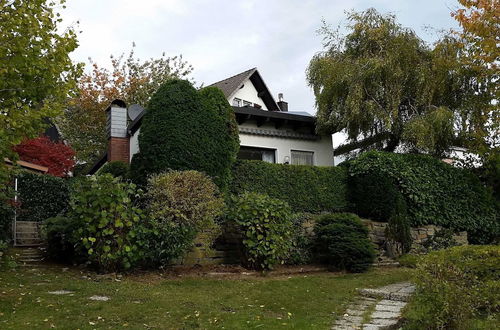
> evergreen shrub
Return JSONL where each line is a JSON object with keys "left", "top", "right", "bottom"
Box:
{"left": 99, "top": 161, "right": 129, "bottom": 178}
{"left": 228, "top": 192, "right": 293, "bottom": 270}
{"left": 314, "top": 213, "right": 375, "bottom": 272}
{"left": 231, "top": 160, "right": 349, "bottom": 213}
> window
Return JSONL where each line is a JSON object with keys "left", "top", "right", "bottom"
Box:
{"left": 291, "top": 150, "right": 314, "bottom": 165}
{"left": 243, "top": 100, "right": 252, "bottom": 107}
{"left": 232, "top": 98, "right": 242, "bottom": 107}
{"left": 238, "top": 146, "right": 276, "bottom": 163}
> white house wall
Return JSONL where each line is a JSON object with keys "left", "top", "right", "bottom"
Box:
{"left": 230, "top": 78, "right": 268, "bottom": 110}
{"left": 130, "top": 128, "right": 140, "bottom": 161}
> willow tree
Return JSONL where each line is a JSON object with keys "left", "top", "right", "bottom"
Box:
{"left": 307, "top": 9, "right": 490, "bottom": 157}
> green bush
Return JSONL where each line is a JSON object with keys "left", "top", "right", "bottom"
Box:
{"left": 285, "top": 213, "right": 315, "bottom": 265}
{"left": 385, "top": 196, "right": 412, "bottom": 255}
{"left": 99, "top": 161, "right": 129, "bottom": 178}
{"left": 70, "top": 174, "right": 145, "bottom": 272}
{"left": 314, "top": 213, "right": 375, "bottom": 272}
{"left": 397, "top": 254, "right": 421, "bottom": 268}
{"left": 130, "top": 80, "right": 239, "bottom": 190}
{"left": 231, "top": 160, "right": 349, "bottom": 213}
{"left": 143, "top": 170, "right": 224, "bottom": 267}
{"left": 0, "top": 200, "right": 13, "bottom": 242}
{"left": 348, "top": 151, "right": 498, "bottom": 244}
{"left": 42, "top": 216, "right": 83, "bottom": 263}
{"left": 17, "top": 172, "right": 70, "bottom": 222}
{"left": 404, "top": 245, "right": 500, "bottom": 329}
{"left": 422, "top": 228, "right": 460, "bottom": 252}
{"left": 227, "top": 192, "right": 293, "bottom": 270}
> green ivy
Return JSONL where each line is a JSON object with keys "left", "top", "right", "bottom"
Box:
{"left": 227, "top": 192, "right": 293, "bottom": 270}
{"left": 231, "top": 160, "right": 349, "bottom": 213}
{"left": 348, "top": 151, "right": 498, "bottom": 244}
{"left": 17, "top": 172, "right": 70, "bottom": 222}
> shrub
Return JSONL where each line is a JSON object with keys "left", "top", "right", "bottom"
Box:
{"left": 314, "top": 213, "right": 375, "bottom": 272}
{"left": 422, "top": 228, "right": 460, "bottom": 252}
{"left": 143, "top": 170, "right": 224, "bottom": 266}
{"left": 42, "top": 216, "right": 83, "bottom": 263}
{"left": 231, "top": 160, "right": 349, "bottom": 213}
{"left": 16, "top": 172, "right": 70, "bottom": 222}
{"left": 404, "top": 245, "right": 500, "bottom": 329}
{"left": 99, "top": 161, "right": 129, "bottom": 178}
{"left": 130, "top": 80, "right": 239, "bottom": 190}
{"left": 0, "top": 200, "right": 13, "bottom": 242}
{"left": 348, "top": 151, "right": 498, "bottom": 244}
{"left": 385, "top": 196, "right": 412, "bottom": 256}
{"left": 228, "top": 192, "right": 293, "bottom": 270}
{"left": 70, "top": 174, "right": 145, "bottom": 272}
{"left": 285, "top": 213, "right": 315, "bottom": 265}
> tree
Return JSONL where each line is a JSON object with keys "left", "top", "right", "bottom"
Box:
{"left": 306, "top": 9, "right": 492, "bottom": 157}
{"left": 129, "top": 80, "right": 240, "bottom": 191}
{"left": 13, "top": 136, "right": 75, "bottom": 177}
{"left": 58, "top": 46, "right": 193, "bottom": 167}
{"left": 0, "top": 0, "right": 80, "bottom": 182}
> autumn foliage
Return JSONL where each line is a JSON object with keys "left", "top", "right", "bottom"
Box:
{"left": 13, "top": 137, "right": 76, "bottom": 177}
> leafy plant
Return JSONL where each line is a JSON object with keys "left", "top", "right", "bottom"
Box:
{"left": 348, "top": 151, "right": 498, "bottom": 244}
{"left": 70, "top": 174, "right": 145, "bottom": 272}
{"left": 16, "top": 172, "right": 70, "bottom": 222}
{"left": 404, "top": 245, "right": 500, "bottom": 329}
{"left": 231, "top": 160, "right": 349, "bottom": 213}
{"left": 227, "top": 192, "right": 293, "bottom": 270}
{"left": 143, "top": 171, "right": 224, "bottom": 267}
{"left": 385, "top": 196, "right": 412, "bottom": 256}
{"left": 422, "top": 228, "right": 459, "bottom": 252}
{"left": 314, "top": 213, "right": 375, "bottom": 272}
{"left": 99, "top": 161, "right": 130, "bottom": 178}
{"left": 42, "top": 216, "right": 84, "bottom": 263}
{"left": 285, "top": 213, "right": 315, "bottom": 265}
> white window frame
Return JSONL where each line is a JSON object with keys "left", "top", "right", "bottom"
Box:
{"left": 232, "top": 98, "right": 242, "bottom": 107}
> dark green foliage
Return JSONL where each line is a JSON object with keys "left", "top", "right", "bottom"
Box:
{"left": 314, "top": 213, "right": 375, "bottom": 272}
{"left": 17, "top": 172, "right": 70, "bottom": 222}
{"left": 385, "top": 196, "right": 412, "bottom": 255}
{"left": 42, "top": 216, "right": 83, "bottom": 263}
{"left": 130, "top": 80, "right": 239, "bottom": 190}
{"left": 70, "top": 174, "right": 145, "bottom": 272}
{"left": 285, "top": 213, "right": 315, "bottom": 265}
{"left": 348, "top": 151, "right": 498, "bottom": 244}
{"left": 99, "top": 161, "right": 129, "bottom": 178}
{"left": 231, "top": 160, "right": 349, "bottom": 213}
{"left": 348, "top": 170, "right": 402, "bottom": 221}
{"left": 0, "top": 200, "right": 13, "bottom": 242}
{"left": 404, "top": 245, "right": 500, "bottom": 329}
{"left": 422, "top": 228, "right": 460, "bottom": 252}
{"left": 227, "top": 192, "right": 293, "bottom": 270}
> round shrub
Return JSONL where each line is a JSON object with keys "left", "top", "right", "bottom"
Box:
{"left": 99, "top": 161, "right": 129, "bottom": 178}
{"left": 16, "top": 172, "right": 70, "bottom": 222}
{"left": 227, "top": 192, "right": 293, "bottom": 270}
{"left": 405, "top": 245, "right": 500, "bottom": 329}
{"left": 42, "top": 216, "right": 83, "bottom": 263}
{"left": 314, "top": 213, "right": 375, "bottom": 272}
{"left": 143, "top": 170, "right": 224, "bottom": 267}
{"left": 130, "top": 80, "right": 239, "bottom": 190}
{"left": 70, "top": 174, "right": 145, "bottom": 272}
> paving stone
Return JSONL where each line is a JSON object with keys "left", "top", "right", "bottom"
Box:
{"left": 48, "top": 290, "right": 73, "bottom": 295}
{"left": 345, "top": 308, "right": 365, "bottom": 316}
{"left": 377, "top": 299, "right": 406, "bottom": 307}
{"left": 362, "top": 325, "right": 381, "bottom": 330}
{"left": 370, "top": 318, "right": 398, "bottom": 326}
{"left": 89, "top": 295, "right": 110, "bottom": 301}
{"left": 371, "top": 311, "right": 399, "bottom": 319}
{"left": 374, "top": 303, "right": 404, "bottom": 313}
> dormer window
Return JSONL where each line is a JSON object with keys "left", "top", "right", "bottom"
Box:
{"left": 243, "top": 100, "right": 252, "bottom": 107}
{"left": 232, "top": 98, "right": 242, "bottom": 107}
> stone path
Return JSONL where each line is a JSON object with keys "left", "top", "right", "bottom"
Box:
{"left": 332, "top": 282, "right": 415, "bottom": 330}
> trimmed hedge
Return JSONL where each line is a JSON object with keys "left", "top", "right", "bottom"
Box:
{"left": 347, "top": 151, "right": 498, "bottom": 244}
{"left": 130, "top": 80, "right": 239, "bottom": 191}
{"left": 231, "top": 160, "right": 349, "bottom": 213}
{"left": 17, "top": 172, "right": 70, "bottom": 222}
{"left": 99, "top": 161, "right": 129, "bottom": 178}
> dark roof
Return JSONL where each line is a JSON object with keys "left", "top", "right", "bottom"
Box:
{"left": 210, "top": 68, "right": 281, "bottom": 111}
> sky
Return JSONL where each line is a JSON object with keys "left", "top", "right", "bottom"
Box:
{"left": 62, "top": 0, "right": 460, "bottom": 114}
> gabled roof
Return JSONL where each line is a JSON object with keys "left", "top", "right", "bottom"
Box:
{"left": 210, "top": 68, "right": 281, "bottom": 111}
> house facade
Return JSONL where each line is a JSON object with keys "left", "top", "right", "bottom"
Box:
{"left": 89, "top": 68, "right": 334, "bottom": 174}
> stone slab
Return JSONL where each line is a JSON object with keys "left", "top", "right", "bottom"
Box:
{"left": 371, "top": 311, "right": 399, "bottom": 319}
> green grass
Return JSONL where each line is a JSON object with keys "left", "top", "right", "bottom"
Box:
{"left": 0, "top": 264, "right": 411, "bottom": 329}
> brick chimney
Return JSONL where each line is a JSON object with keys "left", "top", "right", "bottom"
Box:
{"left": 277, "top": 93, "right": 288, "bottom": 112}
{"left": 106, "top": 99, "right": 130, "bottom": 163}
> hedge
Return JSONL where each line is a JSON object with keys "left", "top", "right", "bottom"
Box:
{"left": 347, "top": 151, "right": 498, "bottom": 244}
{"left": 17, "top": 172, "right": 70, "bottom": 222}
{"left": 231, "top": 160, "right": 349, "bottom": 213}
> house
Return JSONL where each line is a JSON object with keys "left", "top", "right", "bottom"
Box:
{"left": 89, "top": 68, "right": 334, "bottom": 174}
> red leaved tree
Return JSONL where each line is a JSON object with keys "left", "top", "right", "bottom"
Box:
{"left": 13, "top": 137, "right": 76, "bottom": 177}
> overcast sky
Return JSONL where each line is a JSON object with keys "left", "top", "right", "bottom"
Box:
{"left": 62, "top": 0, "right": 460, "bottom": 114}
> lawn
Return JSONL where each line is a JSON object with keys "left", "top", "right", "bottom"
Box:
{"left": 0, "top": 263, "right": 411, "bottom": 329}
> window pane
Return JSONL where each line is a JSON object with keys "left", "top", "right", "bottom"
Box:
{"left": 291, "top": 150, "right": 314, "bottom": 165}
{"left": 232, "top": 98, "right": 241, "bottom": 106}
{"left": 238, "top": 146, "right": 276, "bottom": 163}
{"left": 243, "top": 100, "right": 252, "bottom": 107}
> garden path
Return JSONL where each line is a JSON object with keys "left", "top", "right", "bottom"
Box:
{"left": 332, "top": 282, "right": 415, "bottom": 330}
